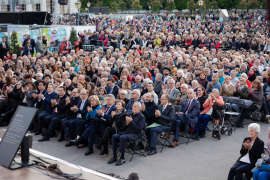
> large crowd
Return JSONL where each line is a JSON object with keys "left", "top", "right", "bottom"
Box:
{"left": 1, "top": 11, "right": 270, "bottom": 179}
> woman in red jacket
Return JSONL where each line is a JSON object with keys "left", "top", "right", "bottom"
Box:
{"left": 211, "top": 38, "right": 221, "bottom": 53}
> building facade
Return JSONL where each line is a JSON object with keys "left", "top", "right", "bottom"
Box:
{"left": 0, "top": 0, "right": 77, "bottom": 15}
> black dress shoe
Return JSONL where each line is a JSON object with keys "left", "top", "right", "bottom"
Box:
{"left": 85, "top": 148, "right": 94, "bottom": 156}
{"left": 99, "top": 147, "right": 108, "bottom": 155}
{"left": 107, "top": 157, "right": 117, "bottom": 164}
{"left": 35, "top": 131, "right": 42, "bottom": 135}
{"left": 30, "top": 128, "right": 38, "bottom": 133}
{"left": 147, "top": 149, "right": 157, "bottom": 156}
{"left": 58, "top": 137, "right": 65, "bottom": 142}
{"left": 116, "top": 159, "right": 125, "bottom": 166}
{"left": 38, "top": 136, "right": 50, "bottom": 142}
{"left": 70, "top": 138, "right": 80, "bottom": 146}
{"left": 65, "top": 140, "right": 75, "bottom": 147}
{"left": 144, "top": 146, "right": 151, "bottom": 152}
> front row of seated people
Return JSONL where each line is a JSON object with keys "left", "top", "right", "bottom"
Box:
{"left": 35, "top": 85, "right": 267, "bottom": 167}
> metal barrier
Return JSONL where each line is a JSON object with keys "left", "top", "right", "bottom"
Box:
{"left": 82, "top": 45, "right": 95, "bottom": 52}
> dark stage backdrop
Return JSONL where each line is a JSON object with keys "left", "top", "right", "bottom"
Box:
{"left": 0, "top": 12, "right": 51, "bottom": 25}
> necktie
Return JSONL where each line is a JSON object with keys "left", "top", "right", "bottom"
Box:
{"left": 109, "top": 87, "right": 113, "bottom": 94}
{"left": 169, "top": 89, "right": 172, "bottom": 95}
{"left": 185, "top": 100, "right": 191, "bottom": 113}
{"left": 53, "top": 97, "right": 61, "bottom": 113}
{"left": 104, "top": 106, "right": 110, "bottom": 114}
{"left": 162, "top": 106, "right": 166, "bottom": 113}
{"left": 80, "top": 100, "right": 85, "bottom": 110}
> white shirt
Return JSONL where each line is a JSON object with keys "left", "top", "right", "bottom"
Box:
{"left": 185, "top": 98, "right": 194, "bottom": 114}
{"left": 101, "top": 106, "right": 112, "bottom": 121}
{"left": 239, "top": 144, "right": 253, "bottom": 164}
{"left": 162, "top": 103, "right": 168, "bottom": 112}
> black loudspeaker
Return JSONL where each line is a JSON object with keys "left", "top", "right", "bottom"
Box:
{"left": 58, "top": 0, "right": 68, "bottom": 5}
{"left": 89, "top": 7, "right": 101, "bottom": 14}
{"left": 100, "top": 7, "right": 109, "bottom": 14}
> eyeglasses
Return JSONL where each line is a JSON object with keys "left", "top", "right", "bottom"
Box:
{"left": 160, "top": 99, "right": 167, "bottom": 100}
{"left": 81, "top": 93, "right": 87, "bottom": 95}
{"left": 120, "top": 93, "right": 125, "bottom": 95}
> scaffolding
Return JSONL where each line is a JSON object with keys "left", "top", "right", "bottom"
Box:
{"left": 51, "top": 0, "right": 59, "bottom": 26}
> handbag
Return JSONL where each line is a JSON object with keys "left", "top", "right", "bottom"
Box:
{"left": 260, "top": 163, "right": 270, "bottom": 172}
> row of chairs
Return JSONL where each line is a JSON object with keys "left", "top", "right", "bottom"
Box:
{"left": 124, "top": 105, "right": 198, "bottom": 162}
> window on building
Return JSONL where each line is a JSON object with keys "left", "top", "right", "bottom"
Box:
{"left": 36, "top": 4, "right": 40, "bottom": 11}
{"left": 7, "top": 5, "right": 10, "bottom": 11}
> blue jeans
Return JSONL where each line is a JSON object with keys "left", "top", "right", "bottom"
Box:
{"left": 228, "top": 103, "right": 240, "bottom": 112}
{"left": 195, "top": 114, "right": 212, "bottom": 133}
{"left": 253, "top": 168, "right": 270, "bottom": 180}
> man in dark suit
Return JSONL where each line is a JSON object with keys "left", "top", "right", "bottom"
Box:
{"left": 64, "top": 89, "right": 90, "bottom": 144}
{"left": 58, "top": 88, "right": 80, "bottom": 142}
{"left": 105, "top": 78, "right": 119, "bottom": 98}
{"left": 35, "top": 83, "right": 58, "bottom": 135}
{"left": 30, "top": 81, "right": 47, "bottom": 133}
{"left": 145, "top": 94, "right": 175, "bottom": 155}
{"left": 38, "top": 86, "right": 67, "bottom": 142}
{"left": 69, "top": 94, "right": 117, "bottom": 155}
{"left": 170, "top": 89, "right": 200, "bottom": 147}
{"left": 0, "top": 37, "right": 9, "bottom": 60}
{"left": 141, "top": 93, "right": 158, "bottom": 126}
{"left": 22, "top": 34, "right": 36, "bottom": 48}
{"left": 107, "top": 102, "right": 145, "bottom": 166}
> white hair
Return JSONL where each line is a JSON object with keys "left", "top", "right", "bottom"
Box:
{"left": 248, "top": 123, "right": 260, "bottom": 134}
{"left": 181, "top": 83, "right": 188, "bottom": 89}
{"left": 212, "top": 88, "right": 220, "bottom": 95}
{"left": 36, "top": 73, "right": 43, "bottom": 78}
{"left": 134, "top": 101, "right": 141, "bottom": 108}
{"left": 120, "top": 90, "right": 127, "bottom": 95}
{"left": 133, "top": 89, "right": 141, "bottom": 97}
{"left": 177, "top": 69, "right": 184, "bottom": 76}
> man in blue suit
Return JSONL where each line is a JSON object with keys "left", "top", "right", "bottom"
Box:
{"left": 35, "top": 83, "right": 57, "bottom": 135}
{"left": 105, "top": 78, "right": 119, "bottom": 99}
{"left": 22, "top": 34, "right": 36, "bottom": 48}
{"left": 170, "top": 89, "right": 200, "bottom": 147}
{"left": 64, "top": 89, "right": 90, "bottom": 145}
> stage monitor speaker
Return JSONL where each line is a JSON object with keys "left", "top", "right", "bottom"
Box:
{"left": 90, "top": 7, "right": 100, "bottom": 14}
{"left": 100, "top": 7, "right": 109, "bottom": 14}
{"left": 58, "top": 0, "right": 68, "bottom": 5}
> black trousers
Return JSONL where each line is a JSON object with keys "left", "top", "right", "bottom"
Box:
{"left": 102, "top": 127, "right": 116, "bottom": 142}
{"left": 239, "top": 104, "right": 257, "bottom": 123}
{"left": 44, "top": 115, "right": 64, "bottom": 138}
{"left": 31, "top": 109, "right": 44, "bottom": 129}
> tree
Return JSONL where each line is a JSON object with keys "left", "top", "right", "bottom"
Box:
{"left": 69, "top": 27, "right": 77, "bottom": 46}
{"left": 237, "top": 0, "right": 247, "bottom": 9}
{"left": 148, "top": 0, "right": 162, "bottom": 13}
{"left": 110, "top": 1, "right": 119, "bottom": 13}
{"left": 10, "top": 32, "right": 20, "bottom": 56}
{"left": 175, "top": 0, "right": 188, "bottom": 10}
{"left": 188, "top": 0, "right": 198, "bottom": 14}
{"left": 96, "top": 1, "right": 103, "bottom": 6}
{"left": 248, "top": 0, "right": 260, "bottom": 9}
{"left": 132, "top": 0, "right": 142, "bottom": 11}
{"left": 103, "top": 0, "right": 121, "bottom": 7}
{"left": 217, "top": 0, "right": 241, "bottom": 10}
{"left": 119, "top": 1, "right": 127, "bottom": 11}
{"left": 166, "top": 0, "right": 176, "bottom": 13}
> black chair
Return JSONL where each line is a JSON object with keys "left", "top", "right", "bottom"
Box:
{"left": 155, "top": 119, "right": 175, "bottom": 152}
{"left": 173, "top": 105, "right": 181, "bottom": 113}
{"left": 121, "top": 124, "right": 147, "bottom": 162}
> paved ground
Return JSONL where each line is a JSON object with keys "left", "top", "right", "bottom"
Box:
{"left": 1, "top": 119, "right": 269, "bottom": 180}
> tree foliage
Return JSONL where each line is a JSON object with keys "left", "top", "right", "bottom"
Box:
{"left": 248, "top": 0, "right": 261, "bottom": 9}
{"left": 110, "top": 1, "right": 119, "bottom": 13}
{"left": 175, "top": 0, "right": 188, "bottom": 10}
{"left": 132, "top": 0, "right": 142, "bottom": 11}
{"left": 148, "top": 0, "right": 162, "bottom": 13}
{"left": 10, "top": 32, "right": 20, "bottom": 56}
{"left": 69, "top": 27, "right": 77, "bottom": 46}
{"left": 188, "top": 0, "right": 198, "bottom": 14}
{"left": 166, "top": 0, "right": 176, "bottom": 13}
{"left": 119, "top": 1, "right": 127, "bottom": 11}
{"left": 217, "top": 0, "right": 241, "bottom": 9}
{"left": 204, "top": 0, "right": 218, "bottom": 11}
